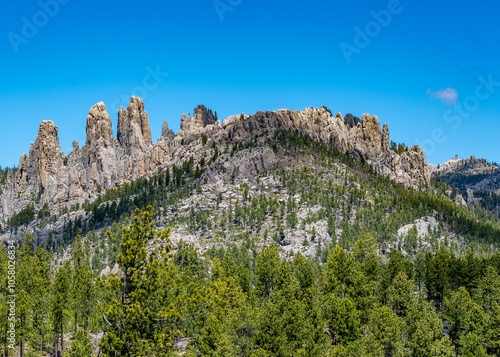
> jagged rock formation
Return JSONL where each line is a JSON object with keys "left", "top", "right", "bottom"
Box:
{"left": 382, "top": 123, "right": 390, "bottom": 152}
{"left": 0, "top": 97, "right": 431, "bottom": 237}
{"left": 16, "top": 121, "right": 66, "bottom": 203}
{"left": 117, "top": 96, "right": 152, "bottom": 154}
{"left": 86, "top": 102, "right": 114, "bottom": 152}
{"left": 161, "top": 120, "right": 175, "bottom": 140}
{"left": 85, "top": 102, "right": 117, "bottom": 190}
{"left": 344, "top": 113, "right": 361, "bottom": 128}
{"left": 177, "top": 105, "right": 219, "bottom": 143}
{"left": 179, "top": 113, "right": 190, "bottom": 132}
{"left": 430, "top": 156, "right": 500, "bottom": 195}
{"left": 193, "top": 104, "right": 217, "bottom": 128}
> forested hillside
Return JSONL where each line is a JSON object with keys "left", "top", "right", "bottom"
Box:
{"left": 2, "top": 99, "right": 500, "bottom": 356}
{"left": 2, "top": 125, "right": 500, "bottom": 356}
{"left": 2, "top": 206, "right": 500, "bottom": 356}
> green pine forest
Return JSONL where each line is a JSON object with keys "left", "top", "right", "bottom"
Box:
{"left": 2, "top": 130, "right": 500, "bottom": 356}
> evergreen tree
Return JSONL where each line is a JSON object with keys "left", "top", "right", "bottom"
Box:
{"left": 406, "top": 297, "right": 454, "bottom": 356}
{"left": 443, "top": 287, "right": 486, "bottom": 349}
{"left": 388, "top": 271, "right": 415, "bottom": 317}
{"left": 16, "top": 234, "right": 38, "bottom": 357}
{"left": 64, "top": 328, "right": 93, "bottom": 357}
{"left": 485, "top": 301, "right": 500, "bottom": 355}
{"left": 367, "top": 305, "right": 405, "bottom": 356}
{"left": 70, "top": 236, "right": 95, "bottom": 334}
{"left": 324, "top": 246, "right": 361, "bottom": 299}
{"left": 345, "top": 334, "right": 385, "bottom": 356}
{"left": 254, "top": 245, "right": 280, "bottom": 299}
{"left": 99, "top": 206, "right": 179, "bottom": 356}
{"left": 323, "top": 294, "right": 360, "bottom": 345}
{"left": 52, "top": 260, "right": 71, "bottom": 356}
{"left": 30, "top": 245, "right": 52, "bottom": 355}
{"left": 327, "top": 215, "right": 336, "bottom": 238}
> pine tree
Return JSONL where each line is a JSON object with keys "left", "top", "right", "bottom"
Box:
{"left": 367, "top": 306, "right": 405, "bottom": 356}
{"left": 64, "top": 328, "right": 93, "bottom": 357}
{"left": 346, "top": 334, "right": 384, "bottom": 356}
{"left": 254, "top": 245, "right": 280, "bottom": 299}
{"left": 486, "top": 302, "right": 500, "bottom": 355}
{"left": 324, "top": 246, "right": 361, "bottom": 299}
{"left": 323, "top": 294, "right": 360, "bottom": 345}
{"left": 70, "top": 236, "right": 95, "bottom": 335}
{"left": 197, "top": 268, "right": 247, "bottom": 356}
{"left": 327, "top": 215, "right": 336, "bottom": 238}
{"left": 99, "top": 206, "right": 178, "bottom": 356}
{"left": 405, "top": 297, "right": 452, "bottom": 356}
{"left": 443, "top": 286, "right": 486, "bottom": 350}
{"left": 16, "top": 234, "right": 38, "bottom": 357}
{"left": 52, "top": 260, "right": 71, "bottom": 356}
{"left": 30, "top": 245, "right": 52, "bottom": 355}
{"left": 388, "top": 271, "right": 415, "bottom": 317}
{"left": 459, "top": 332, "right": 489, "bottom": 357}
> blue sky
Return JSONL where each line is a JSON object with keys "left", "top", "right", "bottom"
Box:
{"left": 0, "top": 0, "right": 498, "bottom": 167}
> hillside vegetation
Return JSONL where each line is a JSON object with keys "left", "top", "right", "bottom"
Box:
{"left": 2, "top": 127, "right": 500, "bottom": 356}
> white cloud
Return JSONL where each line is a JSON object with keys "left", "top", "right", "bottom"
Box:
{"left": 426, "top": 88, "right": 459, "bottom": 105}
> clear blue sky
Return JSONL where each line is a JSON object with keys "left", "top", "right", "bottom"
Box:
{"left": 0, "top": 0, "right": 499, "bottom": 168}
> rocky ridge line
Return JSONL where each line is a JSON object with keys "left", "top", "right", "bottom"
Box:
{"left": 0, "top": 97, "right": 430, "bottom": 229}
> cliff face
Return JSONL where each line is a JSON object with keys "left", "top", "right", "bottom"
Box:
{"left": 14, "top": 120, "right": 66, "bottom": 203}
{"left": 0, "top": 97, "right": 430, "bottom": 228}
{"left": 117, "top": 96, "right": 152, "bottom": 154}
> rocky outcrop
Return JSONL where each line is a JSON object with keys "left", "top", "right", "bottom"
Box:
{"left": 18, "top": 121, "right": 65, "bottom": 202}
{"left": 382, "top": 123, "right": 390, "bottom": 152}
{"left": 86, "top": 102, "right": 114, "bottom": 151}
{"left": 117, "top": 96, "right": 152, "bottom": 154}
{"left": 362, "top": 114, "right": 381, "bottom": 146}
{"left": 430, "top": 156, "right": 500, "bottom": 195}
{"left": 161, "top": 119, "right": 175, "bottom": 140}
{"left": 455, "top": 194, "right": 467, "bottom": 207}
{"left": 180, "top": 113, "right": 190, "bottom": 131}
{"left": 344, "top": 113, "right": 361, "bottom": 128}
{"left": 220, "top": 107, "right": 430, "bottom": 185}
{"left": 204, "top": 147, "right": 277, "bottom": 183}
{"left": 193, "top": 105, "right": 216, "bottom": 129}
{"left": 85, "top": 102, "right": 116, "bottom": 188}
{"left": 179, "top": 105, "right": 218, "bottom": 134}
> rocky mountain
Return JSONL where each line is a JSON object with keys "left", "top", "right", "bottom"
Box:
{"left": 429, "top": 155, "right": 499, "bottom": 178}
{"left": 0, "top": 96, "right": 432, "bottom": 244}
{"left": 430, "top": 155, "right": 500, "bottom": 215}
